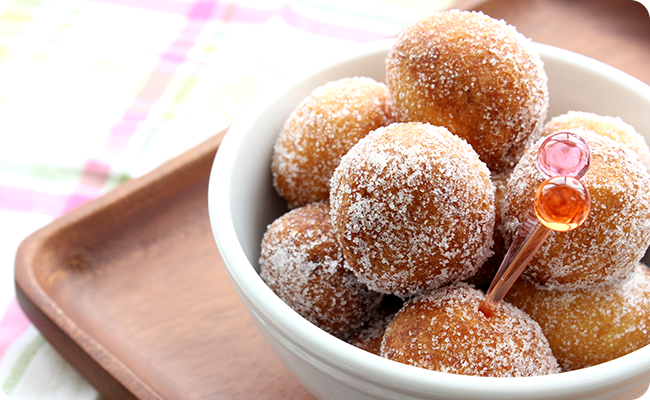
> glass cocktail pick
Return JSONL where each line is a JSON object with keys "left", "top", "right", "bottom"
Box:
{"left": 479, "top": 132, "right": 592, "bottom": 317}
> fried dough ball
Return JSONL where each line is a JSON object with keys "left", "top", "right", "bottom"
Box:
{"left": 330, "top": 122, "right": 495, "bottom": 298}
{"left": 541, "top": 111, "right": 650, "bottom": 171}
{"left": 347, "top": 295, "right": 403, "bottom": 356}
{"left": 381, "top": 283, "right": 560, "bottom": 377}
{"left": 386, "top": 10, "right": 548, "bottom": 172}
{"left": 347, "top": 315, "right": 392, "bottom": 356}
{"left": 506, "top": 264, "right": 650, "bottom": 371}
{"left": 502, "top": 129, "right": 650, "bottom": 289}
{"left": 465, "top": 173, "right": 509, "bottom": 290}
{"left": 272, "top": 77, "right": 394, "bottom": 208}
{"left": 260, "top": 202, "right": 381, "bottom": 340}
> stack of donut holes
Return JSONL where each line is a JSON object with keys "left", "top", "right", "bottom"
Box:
{"left": 260, "top": 9, "right": 650, "bottom": 377}
{"left": 503, "top": 114, "right": 650, "bottom": 371}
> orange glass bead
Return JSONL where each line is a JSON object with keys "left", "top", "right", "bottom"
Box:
{"left": 534, "top": 176, "right": 590, "bottom": 232}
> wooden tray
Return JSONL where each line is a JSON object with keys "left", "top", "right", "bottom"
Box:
{"left": 14, "top": 130, "right": 313, "bottom": 400}
{"left": 14, "top": 1, "right": 650, "bottom": 399}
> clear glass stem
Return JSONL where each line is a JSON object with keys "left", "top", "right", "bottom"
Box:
{"left": 480, "top": 208, "right": 551, "bottom": 317}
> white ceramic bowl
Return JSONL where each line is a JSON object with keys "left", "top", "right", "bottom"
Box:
{"left": 208, "top": 40, "right": 650, "bottom": 400}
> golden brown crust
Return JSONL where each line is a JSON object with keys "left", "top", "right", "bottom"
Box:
{"left": 330, "top": 122, "right": 495, "bottom": 298}
{"left": 347, "top": 295, "right": 403, "bottom": 355}
{"left": 465, "top": 173, "right": 510, "bottom": 290}
{"left": 260, "top": 202, "right": 381, "bottom": 340}
{"left": 386, "top": 10, "right": 548, "bottom": 172}
{"left": 506, "top": 264, "right": 650, "bottom": 371}
{"left": 347, "top": 313, "right": 394, "bottom": 356}
{"left": 272, "top": 77, "right": 394, "bottom": 208}
{"left": 381, "top": 283, "right": 560, "bottom": 377}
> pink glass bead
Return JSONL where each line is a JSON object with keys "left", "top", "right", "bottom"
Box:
{"left": 537, "top": 131, "right": 591, "bottom": 179}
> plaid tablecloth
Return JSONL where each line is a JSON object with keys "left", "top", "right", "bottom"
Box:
{"left": 0, "top": 0, "right": 457, "bottom": 398}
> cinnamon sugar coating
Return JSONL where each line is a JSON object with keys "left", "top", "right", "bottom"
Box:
{"left": 502, "top": 129, "right": 650, "bottom": 289}
{"left": 347, "top": 295, "right": 403, "bottom": 355}
{"left": 541, "top": 110, "right": 650, "bottom": 171}
{"left": 272, "top": 77, "right": 394, "bottom": 208}
{"left": 506, "top": 264, "right": 650, "bottom": 371}
{"left": 386, "top": 10, "right": 548, "bottom": 172}
{"left": 465, "top": 173, "right": 509, "bottom": 290}
{"left": 260, "top": 202, "right": 381, "bottom": 340}
{"left": 330, "top": 122, "right": 495, "bottom": 298}
{"left": 381, "top": 283, "right": 560, "bottom": 377}
{"left": 347, "top": 315, "right": 391, "bottom": 356}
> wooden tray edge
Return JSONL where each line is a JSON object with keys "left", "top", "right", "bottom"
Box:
{"left": 13, "top": 131, "right": 226, "bottom": 400}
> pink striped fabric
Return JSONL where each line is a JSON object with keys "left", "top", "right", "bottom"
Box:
{"left": 0, "top": 0, "right": 452, "bottom": 398}
{"left": 0, "top": 186, "right": 78, "bottom": 217}
{"left": 62, "top": 0, "right": 219, "bottom": 214}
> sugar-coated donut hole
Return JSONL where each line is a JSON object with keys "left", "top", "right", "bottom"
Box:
{"left": 330, "top": 122, "right": 495, "bottom": 298}
{"left": 258, "top": 9, "right": 650, "bottom": 381}
{"left": 465, "top": 173, "right": 509, "bottom": 291}
{"left": 260, "top": 202, "right": 382, "bottom": 340}
{"left": 506, "top": 264, "right": 650, "bottom": 371}
{"left": 272, "top": 77, "right": 394, "bottom": 208}
{"left": 347, "top": 295, "right": 403, "bottom": 356}
{"left": 381, "top": 283, "right": 560, "bottom": 377}
{"left": 386, "top": 10, "right": 548, "bottom": 172}
{"left": 502, "top": 129, "right": 650, "bottom": 289}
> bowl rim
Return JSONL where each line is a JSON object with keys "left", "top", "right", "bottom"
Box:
{"left": 208, "top": 40, "right": 650, "bottom": 398}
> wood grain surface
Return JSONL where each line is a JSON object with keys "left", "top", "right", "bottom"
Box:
{"left": 14, "top": 1, "right": 650, "bottom": 399}
{"left": 15, "top": 131, "right": 314, "bottom": 400}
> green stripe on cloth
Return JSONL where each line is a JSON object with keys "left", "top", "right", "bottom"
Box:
{"left": 0, "top": 163, "right": 83, "bottom": 184}
{"left": 1, "top": 333, "right": 45, "bottom": 395}
{"left": 134, "top": 6, "right": 234, "bottom": 159}
{"left": 0, "top": 0, "right": 41, "bottom": 61}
